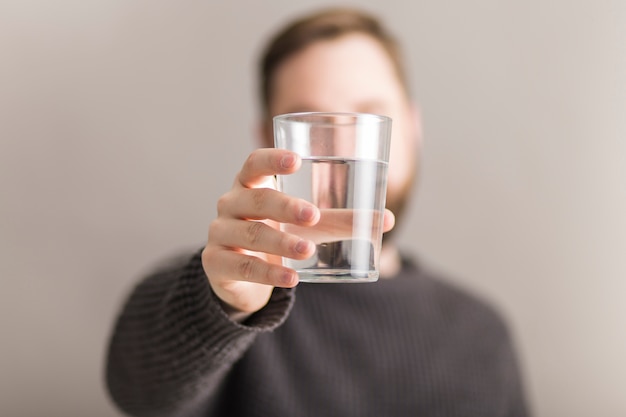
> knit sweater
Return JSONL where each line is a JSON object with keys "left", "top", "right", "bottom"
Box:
{"left": 106, "top": 250, "right": 529, "bottom": 417}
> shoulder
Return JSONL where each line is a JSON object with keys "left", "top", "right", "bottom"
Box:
{"left": 400, "top": 256, "right": 530, "bottom": 414}
{"left": 405, "top": 257, "right": 526, "bottom": 385}
{"left": 403, "top": 256, "right": 515, "bottom": 347}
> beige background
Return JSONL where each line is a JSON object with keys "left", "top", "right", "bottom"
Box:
{"left": 1, "top": 1, "right": 624, "bottom": 416}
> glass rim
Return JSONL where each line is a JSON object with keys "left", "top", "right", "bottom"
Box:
{"left": 273, "top": 111, "right": 391, "bottom": 126}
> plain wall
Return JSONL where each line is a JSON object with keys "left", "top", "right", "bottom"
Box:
{"left": 1, "top": 1, "right": 624, "bottom": 416}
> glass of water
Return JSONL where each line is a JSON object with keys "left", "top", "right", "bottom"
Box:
{"left": 273, "top": 112, "right": 392, "bottom": 282}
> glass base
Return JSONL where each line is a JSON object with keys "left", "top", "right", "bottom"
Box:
{"left": 297, "top": 269, "right": 379, "bottom": 283}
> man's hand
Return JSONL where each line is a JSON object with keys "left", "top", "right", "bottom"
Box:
{"left": 202, "top": 148, "right": 320, "bottom": 314}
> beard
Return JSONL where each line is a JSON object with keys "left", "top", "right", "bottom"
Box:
{"left": 382, "top": 158, "right": 419, "bottom": 243}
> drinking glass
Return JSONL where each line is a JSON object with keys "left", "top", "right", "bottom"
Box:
{"left": 274, "top": 112, "right": 391, "bottom": 282}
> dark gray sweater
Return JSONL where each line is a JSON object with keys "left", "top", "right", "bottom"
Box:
{"left": 106, "top": 251, "right": 530, "bottom": 417}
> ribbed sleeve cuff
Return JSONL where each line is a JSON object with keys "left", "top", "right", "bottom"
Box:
{"left": 106, "top": 249, "right": 296, "bottom": 417}
{"left": 171, "top": 250, "right": 295, "bottom": 362}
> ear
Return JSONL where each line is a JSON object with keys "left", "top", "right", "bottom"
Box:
{"left": 254, "top": 118, "right": 275, "bottom": 148}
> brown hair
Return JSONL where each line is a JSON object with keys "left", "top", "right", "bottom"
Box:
{"left": 259, "top": 8, "right": 409, "bottom": 116}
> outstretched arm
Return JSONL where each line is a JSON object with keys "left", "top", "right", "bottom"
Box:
{"left": 105, "top": 251, "right": 295, "bottom": 417}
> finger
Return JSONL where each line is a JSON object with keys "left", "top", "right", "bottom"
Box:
{"left": 237, "top": 148, "right": 301, "bottom": 188}
{"left": 217, "top": 187, "right": 320, "bottom": 225}
{"left": 383, "top": 208, "right": 395, "bottom": 233}
{"left": 284, "top": 208, "right": 395, "bottom": 244}
{"left": 209, "top": 218, "right": 315, "bottom": 259}
{"left": 204, "top": 248, "right": 299, "bottom": 288}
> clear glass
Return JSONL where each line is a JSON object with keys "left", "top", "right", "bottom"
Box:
{"left": 274, "top": 112, "right": 392, "bottom": 282}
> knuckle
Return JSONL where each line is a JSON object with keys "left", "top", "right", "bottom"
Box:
{"left": 207, "top": 219, "right": 222, "bottom": 241}
{"left": 216, "top": 193, "right": 231, "bottom": 216}
{"left": 282, "top": 195, "right": 296, "bottom": 214}
{"left": 201, "top": 246, "right": 218, "bottom": 274}
{"left": 252, "top": 187, "right": 270, "bottom": 211}
{"left": 280, "top": 195, "right": 300, "bottom": 222}
{"left": 245, "top": 221, "right": 265, "bottom": 245}
{"left": 244, "top": 150, "right": 260, "bottom": 169}
{"left": 201, "top": 246, "right": 210, "bottom": 262}
{"left": 202, "top": 244, "right": 220, "bottom": 262}
{"left": 237, "top": 257, "right": 256, "bottom": 281}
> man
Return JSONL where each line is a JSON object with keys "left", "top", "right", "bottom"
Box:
{"left": 106, "top": 8, "right": 530, "bottom": 417}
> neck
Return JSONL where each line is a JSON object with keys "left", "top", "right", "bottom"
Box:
{"left": 379, "top": 242, "right": 401, "bottom": 278}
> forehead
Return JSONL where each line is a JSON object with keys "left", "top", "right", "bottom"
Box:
{"left": 269, "top": 33, "right": 405, "bottom": 115}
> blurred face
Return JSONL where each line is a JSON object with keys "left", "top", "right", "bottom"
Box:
{"left": 264, "top": 33, "right": 421, "bottom": 229}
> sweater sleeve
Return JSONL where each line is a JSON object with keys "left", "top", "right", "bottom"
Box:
{"left": 105, "top": 250, "right": 294, "bottom": 417}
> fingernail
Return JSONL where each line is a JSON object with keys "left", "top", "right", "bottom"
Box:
{"left": 295, "top": 239, "right": 311, "bottom": 254}
{"left": 279, "top": 270, "right": 298, "bottom": 287}
{"left": 280, "top": 153, "right": 296, "bottom": 169}
{"left": 299, "top": 205, "right": 315, "bottom": 222}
